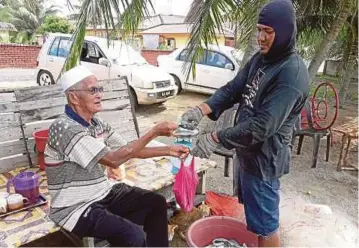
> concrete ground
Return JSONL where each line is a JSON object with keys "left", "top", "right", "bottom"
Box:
{"left": 0, "top": 68, "right": 37, "bottom": 89}
{"left": 136, "top": 92, "right": 358, "bottom": 247}
{"left": 2, "top": 71, "right": 358, "bottom": 247}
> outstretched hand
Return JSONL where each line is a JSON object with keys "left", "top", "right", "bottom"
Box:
{"left": 168, "top": 145, "right": 190, "bottom": 159}
{"left": 152, "top": 121, "right": 178, "bottom": 137}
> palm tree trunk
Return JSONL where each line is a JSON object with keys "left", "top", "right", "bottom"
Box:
{"left": 240, "top": 27, "right": 258, "bottom": 69}
{"left": 307, "top": 0, "right": 353, "bottom": 82}
{"left": 339, "top": 63, "right": 355, "bottom": 107}
{"left": 239, "top": 0, "right": 269, "bottom": 69}
{"left": 338, "top": 28, "right": 357, "bottom": 107}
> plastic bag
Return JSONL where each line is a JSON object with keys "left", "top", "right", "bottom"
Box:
{"left": 205, "top": 191, "right": 245, "bottom": 221}
{"left": 173, "top": 157, "right": 199, "bottom": 212}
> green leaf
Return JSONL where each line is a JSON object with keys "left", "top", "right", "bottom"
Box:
{"left": 60, "top": 0, "right": 154, "bottom": 79}
{"left": 183, "top": 0, "right": 238, "bottom": 81}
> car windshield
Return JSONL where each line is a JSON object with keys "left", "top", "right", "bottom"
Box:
{"left": 230, "top": 49, "right": 244, "bottom": 65}
{"left": 99, "top": 39, "right": 148, "bottom": 65}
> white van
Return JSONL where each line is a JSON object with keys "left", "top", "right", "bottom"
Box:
{"left": 36, "top": 33, "right": 178, "bottom": 107}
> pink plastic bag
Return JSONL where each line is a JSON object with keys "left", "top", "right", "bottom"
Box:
{"left": 173, "top": 157, "right": 199, "bottom": 212}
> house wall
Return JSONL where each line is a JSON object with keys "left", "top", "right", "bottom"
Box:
{"left": 225, "top": 37, "right": 235, "bottom": 47}
{"left": 86, "top": 30, "right": 227, "bottom": 49}
{"left": 159, "top": 33, "right": 226, "bottom": 48}
{"left": 0, "top": 43, "right": 41, "bottom": 68}
{"left": 0, "top": 43, "right": 169, "bottom": 68}
{"left": 141, "top": 49, "right": 173, "bottom": 65}
{"left": 85, "top": 30, "right": 108, "bottom": 37}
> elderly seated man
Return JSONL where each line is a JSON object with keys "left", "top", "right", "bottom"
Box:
{"left": 44, "top": 65, "right": 189, "bottom": 247}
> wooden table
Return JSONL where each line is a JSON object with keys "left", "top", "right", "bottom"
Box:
{"left": 0, "top": 156, "right": 216, "bottom": 247}
{"left": 333, "top": 117, "right": 358, "bottom": 171}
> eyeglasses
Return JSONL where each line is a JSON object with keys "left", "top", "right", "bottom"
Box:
{"left": 70, "top": 86, "right": 104, "bottom": 95}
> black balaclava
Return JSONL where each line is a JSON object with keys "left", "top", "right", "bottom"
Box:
{"left": 258, "top": 0, "right": 297, "bottom": 63}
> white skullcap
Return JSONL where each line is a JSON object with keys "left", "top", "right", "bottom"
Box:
{"left": 59, "top": 65, "right": 94, "bottom": 92}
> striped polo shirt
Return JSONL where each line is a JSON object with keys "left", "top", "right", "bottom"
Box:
{"left": 44, "top": 105, "right": 127, "bottom": 231}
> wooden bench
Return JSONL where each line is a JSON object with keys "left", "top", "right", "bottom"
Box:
{"left": 0, "top": 77, "right": 138, "bottom": 247}
{"left": 333, "top": 117, "right": 358, "bottom": 171}
{"left": 0, "top": 77, "right": 216, "bottom": 247}
{"left": 0, "top": 77, "right": 139, "bottom": 172}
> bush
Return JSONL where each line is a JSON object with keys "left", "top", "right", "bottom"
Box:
{"left": 40, "top": 16, "right": 72, "bottom": 34}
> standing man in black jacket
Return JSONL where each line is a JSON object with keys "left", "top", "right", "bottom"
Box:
{"left": 180, "top": 0, "right": 309, "bottom": 246}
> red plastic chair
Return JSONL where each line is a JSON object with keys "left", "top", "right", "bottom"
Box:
{"left": 292, "top": 82, "right": 339, "bottom": 168}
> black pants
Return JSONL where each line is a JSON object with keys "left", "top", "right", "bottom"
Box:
{"left": 72, "top": 183, "right": 169, "bottom": 247}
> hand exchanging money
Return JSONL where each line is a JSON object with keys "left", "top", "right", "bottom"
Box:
{"left": 179, "top": 106, "right": 204, "bottom": 130}
{"left": 168, "top": 145, "right": 190, "bottom": 160}
{"left": 151, "top": 121, "right": 178, "bottom": 137}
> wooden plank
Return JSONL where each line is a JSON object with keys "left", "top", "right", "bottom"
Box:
{"left": 101, "top": 98, "right": 130, "bottom": 111}
{"left": 0, "top": 92, "right": 16, "bottom": 103}
{"left": 26, "top": 138, "right": 36, "bottom": 154}
{"left": 14, "top": 79, "right": 126, "bottom": 103}
{"left": 0, "top": 126, "right": 23, "bottom": 142}
{"left": 23, "top": 120, "right": 55, "bottom": 138}
{"left": 102, "top": 118, "right": 134, "bottom": 128}
{"left": 0, "top": 113, "right": 21, "bottom": 128}
{"left": 0, "top": 102, "right": 19, "bottom": 113}
{"left": 21, "top": 106, "right": 64, "bottom": 124}
{"left": 102, "top": 91, "right": 128, "bottom": 100}
{"left": 97, "top": 108, "right": 133, "bottom": 122}
{"left": 0, "top": 154, "right": 32, "bottom": 173}
{"left": 23, "top": 107, "right": 133, "bottom": 136}
{"left": 99, "top": 117, "right": 134, "bottom": 130}
{"left": 23, "top": 107, "right": 133, "bottom": 129}
{"left": 18, "top": 97, "right": 67, "bottom": 111}
{"left": 15, "top": 84, "right": 63, "bottom": 102}
{"left": 99, "top": 79, "right": 127, "bottom": 91}
{"left": 17, "top": 92, "right": 127, "bottom": 112}
{"left": 0, "top": 140, "right": 27, "bottom": 158}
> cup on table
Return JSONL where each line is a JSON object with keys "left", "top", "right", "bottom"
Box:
{"left": 0, "top": 192, "right": 9, "bottom": 214}
{"left": 7, "top": 193, "right": 29, "bottom": 211}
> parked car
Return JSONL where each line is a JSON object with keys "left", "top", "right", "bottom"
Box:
{"left": 36, "top": 33, "right": 178, "bottom": 108}
{"left": 157, "top": 45, "right": 244, "bottom": 95}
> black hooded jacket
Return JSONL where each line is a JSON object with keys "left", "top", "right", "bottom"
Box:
{"left": 205, "top": 0, "right": 309, "bottom": 180}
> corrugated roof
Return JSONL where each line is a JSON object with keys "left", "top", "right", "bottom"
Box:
{"left": 84, "top": 14, "right": 235, "bottom": 38}
{"left": 159, "top": 14, "right": 186, "bottom": 24}
{"left": 139, "top": 23, "right": 234, "bottom": 38}
{"left": 85, "top": 14, "right": 186, "bottom": 31}
{"left": 0, "top": 22, "right": 17, "bottom": 32}
{"left": 139, "top": 14, "right": 185, "bottom": 30}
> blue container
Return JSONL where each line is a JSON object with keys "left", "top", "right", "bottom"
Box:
{"left": 170, "top": 138, "right": 193, "bottom": 175}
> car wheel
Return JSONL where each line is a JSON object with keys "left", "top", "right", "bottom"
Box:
{"left": 171, "top": 74, "right": 182, "bottom": 94}
{"left": 37, "top": 70, "right": 55, "bottom": 86}
{"left": 128, "top": 87, "right": 138, "bottom": 111}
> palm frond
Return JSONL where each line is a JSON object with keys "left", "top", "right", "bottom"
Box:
{"left": 296, "top": 29, "right": 324, "bottom": 60}
{"left": 5, "top": 0, "right": 60, "bottom": 37}
{"left": 61, "top": 0, "right": 154, "bottom": 77}
{"left": 294, "top": 0, "right": 339, "bottom": 18}
{"left": 119, "top": 0, "right": 154, "bottom": 38}
{"left": 184, "top": 0, "right": 238, "bottom": 80}
{"left": 0, "top": 6, "right": 11, "bottom": 22}
{"left": 297, "top": 15, "right": 334, "bottom": 34}
{"left": 294, "top": 0, "right": 340, "bottom": 35}
{"left": 226, "top": 0, "right": 264, "bottom": 50}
